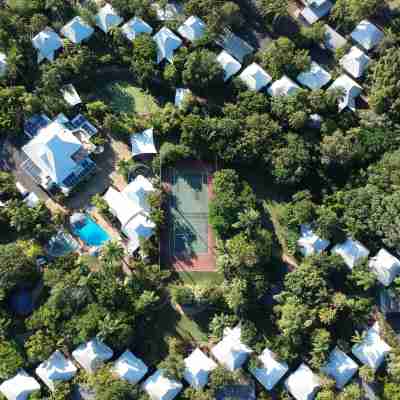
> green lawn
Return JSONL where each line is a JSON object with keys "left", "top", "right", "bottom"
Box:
{"left": 95, "top": 81, "right": 160, "bottom": 115}
{"left": 177, "top": 271, "right": 224, "bottom": 285}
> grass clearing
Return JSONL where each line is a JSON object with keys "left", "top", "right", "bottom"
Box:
{"left": 177, "top": 271, "right": 224, "bottom": 285}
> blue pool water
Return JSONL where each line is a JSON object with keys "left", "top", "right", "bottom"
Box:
{"left": 73, "top": 217, "right": 110, "bottom": 247}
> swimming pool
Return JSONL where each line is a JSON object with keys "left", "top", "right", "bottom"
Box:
{"left": 73, "top": 217, "right": 110, "bottom": 247}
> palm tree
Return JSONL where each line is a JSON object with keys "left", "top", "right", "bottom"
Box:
{"left": 101, "top": 240, "right": 124, "bottom": 265}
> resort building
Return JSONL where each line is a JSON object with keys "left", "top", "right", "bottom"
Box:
{"left": 250, "top": 348, "right": 289, "bottom": 391}
{"left": 61, "top": 16, "right": 94, "bottom": 44}
{"left": 32, "top": 27, "right": 62, "bottom": 63}
{"left": 211, "top": 325, "right": 252, "bottom": 371}
{"left": 321, "top": 348, "right": 358, "bottom": 389}
{"left": 95, "top": 3, "right": 123, "bottom": 33}
{"left": 351, "top": 322, "right": 391, "bottom": 370}
{"left": 0, "top": 52, "right": 7, "bottom": 77}
{"left": 239, "top": 63, "right": 272, "bottom": 92}
{"left": 153, "top": 1, "right": 184, "bottom": 21}
{"left": 183, "top": 348, "right": 217, "bottom": 389}
{"left": 72, "top": 338, "right": 113, "bottom": 374}
{"left": 300, "top": 0, "right": 333, "bottom": 25}
{"left": 131, "top": 128, "right": 158, "bottom": 157}
{"left": 369, "top": 248, "right": 400, "bottom": 287}
{"left": 285, "top": 363, "right": 320, "bottom": 400}
{"left": 297, "top": 61, "right": 332, "bottom": 90}
{"left": 153, "top": 27, "right": 182, "bottom": 64}
{"left": 113, "top": 350, "right": 148, "bottom": 385}
{"left": 36, "top": 350, "right": 77, "bottom": 391}
{"left": 332, "top": 238, "right": 369, "bottom": 269}
{"left": 268, "top": 76, "right": 301, "bottom": 97}
{"left": 22, "top": 114, "right": 97, "bottom": 195}
{"left": 328, "top": 75, "right": 362, "bottom": 112}
{"left": 142, "top": 370, "right": 183, "bottom": 400}
{"left": 351, "top": 20, "right": 384, "bottom": 51}
{"left": 297, "top": 224, "right": 330, "bottom": 257}
{"left": 0, "top": 370, "right": 41, "bottom": 400}
{"left": 178, "top": 16, "right": 206, "bottom": 42}
{"left": 61, "top": 84, "right": 82, "bottom": 107}
{"left": 340, "top": 46, "right": 370, "bottom": 79}
{"left": 216, "top": 30, "right": 254, "bottom": 63}
{"left": 217, "top": 50, "right": 242, "bottom": 82}
{"left": 122, "top": 17, "right": 153, "bottom": 41}
{"left": 323, "top": 25, "right": 347, "bottom": 51}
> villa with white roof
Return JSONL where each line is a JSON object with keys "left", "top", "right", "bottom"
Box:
{"left": 61, "top": 16, "right": 94, "bottom": 44}
{"left": 32, "top": 27, "right": 63, "bottom": 63}
{"left": 285, "top": 363, "right": 320, "bottom": 400}
{"left": 297, "top": 61, "right": 332, "bottom": 90}
{"left": 22, "top": 115, "right": 96, "bottom": 195}
{"left": 72, "top": 338, "right": 113, "bottom": 373}
{"left": 268, "top": 76, "right": 301, "bottom": 97}
{"left": 217, "top": 50, "right": 242, "bottom": 82}
{"left": 211, "top": 325, "right": 252, "bottom": 371}
{"left": 300, "top": 0, "right": 333, "bottom": 25}
{"left": 113, "top": 350, "right": 148, "bottom": 385}
{"left": 351, "top": 322, "right": 391, "bottom": 370}
{"left": 131, "top": 128, "right": 157, "bottom": 157}
{"left": 178, "top": 16, "right": 206, "bottom": 42}
{"left": 95, "top": 3, "right": 123, "bottom": 33}
{"left": 153, "top": 27, "right": 183, "bottom": 64}
{"left": 332, "top": 238, "right": 369, "bottom": 269}
{"left": 184, "top": 348, "right": 217, "bottom": 389}
{"left": 122, "top": 17, "right": 153, "bottom": 41}
{"left": 340, "top": 46, "right": 370, "bottom": 79}
{"left": 351, "top": 20, "right": 384, "bottom": 51}
{"left": 250, "top": 348, "right": 289, "bottom": 391}
{"left": 36, "top": 350, "right": 77, "bottom": 391}
{"left": 0, "top": 370, "right": 41, "bottom": 400}
{"left": 297, "top": 224, "right": 330, "bottom": 257}
{"left": 321, "top": 347, "right": 358, "bottom": 389}
{"left": 104, "top": 175, "right": 156, "bottom": 253}
{"left": 239, "top": 63, "right": 272, "bottom": 92}
{"left": 142, "top": 370, "right": 183, "bottom": 400}
{"left": 328, "top": 74, "right": 362, "bottom": 112}
{"left": 369, "top": 249, "right": 400, "bottom": 287}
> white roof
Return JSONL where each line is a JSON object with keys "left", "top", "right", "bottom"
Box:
{"left": 351, "top": 20, "right": 384, "bottom": 51}
{"left": 297, "top": 61, "right": 332, "bottom": 90}
{"left": 131, "top": 128, "right": 157, "bottom": 156}
{"left": 369, "top": 248, "right": 400, "bottom": 287}
{"left": 268, "top": 75, "right": 300, "bottom": 97}
{"left": 250, "top": 348, "right": 289, "bottom": 391}
{"left": 0, "top": 370, "right": 40, "bottom": 400}
{"left": 285, "top": 364, "right": 320, "bottom": 400}
{"left": 22, "top": 121, "right": 83, "bottom": 185}
{"left": 72, "top": 338, "right": 113, "bottom": 373}
{"left": 125, "top": 212, "right": 155, "bottom": 253}
{"left": 324, "top": 25, "right": 347, "bottom": 51}
{"left": 211, "top": 325, "right": 252, "bottom": 371}
{"left": 178, "top": 16, "right": 206, "bottom": 42}
{"left": 216, "top": 50, "right": 242, "bottom": 82}
{"left": 113, "top": 350, "right": 148, "bottom": 385}
{"left": 0, "top": 52, "right": 7, "bottom": 77}
{"left": 61, "top": 84, "right": 82, "bottom": 107}
{"left": 301, "top": 1, "right": 332, "bottom": 24}
{"left": 32, "top": 28, "right": 62, "bottom": 63}
{"left": 297, "top": 224, "right": 330, "bottom": 257}
{"left": 184, "top": 348, "right": 217, "bottom": 389}
{"left": 153, "top": 27, "right": 182, "bottom": 64}
{"left": 36, "top": 350, "right": 77, "bottom": 391}
{"left": 23, "top": 192, "right": 40, "bottom": 208}
{"left": 352, "top": 322, "right": 391, "bottom": 370}
{"left": 153, "top": 2, "right": 183, "bottom": 21}
{"left": 95, "top": 3, "right": 123, "bottom": 33}
{"left": 123, "top": 175, "right": 155, "bottom": 215}
{"left": 61, "top": 16, "right": 94, "bottom": 44}
{"left": 142, "top": 370, "right": 183, "bottom": 400}
{"left": 332, "top": 238, "right": 369, "bottom": 269}
{"left": 175, "top": 88, "right": 191, "bottom": 108}
{"left": 303, "top": 0, "right": 328, "bottom": 6}
{"left": 328, "top": 74, "right": 362, "bottom": 112}
{"left": 321, "top": 348, "right": 358, "bottom": 389}
{"left": 239, "top": 63, "right": 272, "bottom": 92}
{"left": 122, "top": 17, "right": 153, "bottom": 41}
{"left": 340, "top": 46, "right": 370, "bottom": 78}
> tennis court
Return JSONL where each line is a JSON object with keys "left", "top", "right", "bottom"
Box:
{"left": 169, "top": 169, "right": 209, "bottom": 257}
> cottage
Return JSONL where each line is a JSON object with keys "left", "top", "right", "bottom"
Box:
{"left": 122, "top": 17, "right": 153, "bottom": 41}
{"left": 323, "top": 25, "right": 347, "bottom": 51}
{"left": 321, "top": 348, "right": 358, "bottom": 389}
{"left": 285, "top": 364, "right": 320, "bottom": 400}
{"left": 300, "top": 0, "right": 333, "bottom": 25}
{"left": 267, "top": 76, "right": 301, "bottom": 97}
{"left": 217, "top": 50, "right": 242, "bottom": 82}
{"left": 72, "top": 338, "right": 113, "bottom": 373}
{"left": 0, "top": 370, "right": 40, "bottom": 400}
{"left": 0, "top": 52, "right": 7, "bottom": 77}
{"left": 142, "top": 370, "right": 183, "bottom": 400}
{"left": 95, "top": 3, "right": 123, "bottom": 33}
{"left": 297, "top": 61, "right": 332, "bottom": 90}
{"left": 131, "top": 128, "right": 157, "bottom": 157}
{"left": 351, "top": 20, "right": 384, "bottom": 51}
{"left": 211, "top": 325, "right": 252, "bottom": 371}
{"left": 32, "top": 27, "right": 62, "bottom": 63}
{"left": 369, "top": 249, "right": 400, "bottom": 287}
{"left": 184, "top": 348, "right": 217, "bottom": 389}
{"left": 61, "top": 84, "right": 82, "bottom": 107}
{"left": 113, "top": 350, "right": 148, "bottom": 385}
{"left": 178, "top": 16, "right": 206, "bottom": 42}
{"left": 340, "top": 46, "right": 370, "bottom": 79}
{"left": 239, "top": 63, "right": 272, "bottom": 92}
{"left": 328, "top": 75, "right": 362, "bottom": 112}
{"left": 216, "top": 30, "right": 254, "bottom": 63}
{"left": 153, "top": 27, "right": 182, "bottom": 64}
{"left": 332, "top": 238, "right": 369, "bottom": 269}
{"left": 153, "top": 1, "right": 184, "bottom": 21}
{"left": 379, "top": 288, "right": 400, "bottom": 315}
{"left": 61, "top": 16, "right": 94, "bottom": 44}
{"left": 297, "top": 224, "right": 330, "bottom": 257}
{"left": 250, "top": 348, "right": 289, "bottom": 391}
